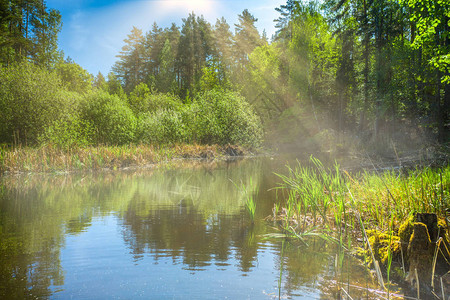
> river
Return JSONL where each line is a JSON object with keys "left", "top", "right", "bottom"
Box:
{"left": 0, "top": 156, "right": 387, "bottom": 299}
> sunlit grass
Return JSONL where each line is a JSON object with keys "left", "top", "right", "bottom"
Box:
{"left": 275, "top": 156, "right": 449, "bottom": 235}
{"left": 0, "top": 144, "right": 249, "bottom": 174}
{"left": 232, "top": 177, "right": 258, "bottom": 223}
{"left": 272, "top": 156, "right": 449, "bottom": 295}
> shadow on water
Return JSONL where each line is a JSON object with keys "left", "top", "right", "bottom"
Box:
{"left": 0, "top": 156, "right": 388, "bottom": 299}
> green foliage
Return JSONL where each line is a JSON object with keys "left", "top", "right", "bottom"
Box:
{"left": 129, "top": 84, "right": 182, "bottom": 115}
{"left": 112, "top": 26, "right": 146, "bottom": 93}
{"left": 401, "top": 0, "right": 450, "bottom": 83}
{"left": 136, "top": 110, "right": 187, "bottom": 145}
{"left": 128, "top": 82, "right": 151, "bottom": 114}
{"left": 177, "top": 13, "right": 216, "bottom": 98}
{"left": 132, "top": 86, "right": 186, "bottom": 146}
{"left": 106, "top": 72, "right": 127, "bottom": 101}
{"left": 200, "top": 59, "right": 230, "bottom": 91}
{"left": 188, "top": 89, "right": 263, "bottom": 148}
{"left": 0, "top": 62, "right": 261, "bottom": 149}
{"left": 80, "top": 90, "right": 137, "bottom": 145}
{"left": 38, "top": 115, "right": 95, "bottom": 149}
{"left": 93, "top": 72, "right": 107, "bottom": 90}
{"left": 0, "top": 62, "right": 77, "bottom": 145}
{"left": 0, "top": 1, "right": 63, "bottom": 67}
{"left": 246, "top": 43, "right": 291, "bottom": 120}
{"left": 134, "top": 89, "right": 263, "bottom": 148}
{"left": 155, "top": 39, "right": 178, "bottom": 93}
{"left": 55, "top": 59, "right": 93, "bottom": 93}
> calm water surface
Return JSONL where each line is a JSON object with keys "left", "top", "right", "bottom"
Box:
{"left": 0, "top": 157, "right": 379, "bottom": 299}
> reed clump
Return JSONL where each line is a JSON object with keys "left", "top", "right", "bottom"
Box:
{"left": 232, "top": 177, "right": 258, "bottom": 223}
{"left": 271, "top": 156, "right": 450, "bottom": 296}
{"left": 274, "top": 156, "right": 449, "bottom": 235}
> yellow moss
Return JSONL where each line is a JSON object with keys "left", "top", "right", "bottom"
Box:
{"left": 398, "top": 215, "right": 414, "bottom": 253}
{"left": 358, "top": 229, "right": 401, "bottom": 267}
{"left": 409, "top": 222, "right": 431, "bottom": 246}
{"left": 437, "top": 217, "right": 449, "bottom": 236}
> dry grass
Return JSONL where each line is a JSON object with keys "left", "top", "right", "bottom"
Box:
{"left": 0, "top": 144, "right": 250, "bottom": 174}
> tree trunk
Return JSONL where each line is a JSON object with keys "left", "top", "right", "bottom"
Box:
{"left": 435, "top": 70, "right": 443, "bottom": 143}
{"left": 359, "top": 0, "right": 370, "bottom": 133}
{"left": 444, "top": 81, "right": 450, "bottom": 143}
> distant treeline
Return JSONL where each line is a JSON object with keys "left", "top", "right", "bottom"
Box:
{"left": 0, "top": 0, "right": 449, "bottom": 150}
{"left": 0, "top": 3, "right": 262, "bottom": 149}
{"left": 109, "top": 1, "right": 449, "bottom": 147}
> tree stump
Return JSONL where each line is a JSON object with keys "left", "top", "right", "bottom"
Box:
{"left": 415, "top": 213, "right": 439, "bottom": 242}
{"left": 406, "top": 222, "right": 433, "bottom": 287}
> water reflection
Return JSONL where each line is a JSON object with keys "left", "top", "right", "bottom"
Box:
{"left": 0, "top": 157, "right": 379, "bottom": 299}
{"left": 0, "top": 160, "right": 265, "bottom": 298}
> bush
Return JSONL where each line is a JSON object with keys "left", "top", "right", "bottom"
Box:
{"left": 0, "top": 62, "right": 262, "bottom": 149}
{"left": 137, "top": 110, "right": 187, "bottom": 145}
{"left": 187, "top": 89, "right": 263, "bottom": 148}
{"left": 0, "top": 62, "right": 77, "bottom": 145}
{"left": 129, "top": 83, "right": 182, "bottom": 115}
{"left": 80, "top": 90, "right": 137, "bottom": 145}
{"left": 135, "top": 90, "right": 262, "bottom": 148}
{"left": 38, "top": 114, "right": 95, "bottom": 149}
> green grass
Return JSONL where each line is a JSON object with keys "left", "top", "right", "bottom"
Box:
{"left": 272, "top": 156, "right": 449, "bottom": 295}
{"left": 233, "top": 177, "right": 258, "bottom": 223}
{"left": 275, "top": 156, "right": 449, "bottom": 234}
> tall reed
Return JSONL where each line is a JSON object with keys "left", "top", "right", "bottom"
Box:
{"left": 232, "top": 177, "right": 258, "bottom": 223}
{"left": 274, "top": 156, "right": 449, "bottom": 296}
{"left": 276, "top": 157, "right": 449, "bottom": 236}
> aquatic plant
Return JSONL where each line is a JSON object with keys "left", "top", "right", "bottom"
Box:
{"left": 232, "top": 177, "right": 258, "bottom": 223}
{"left": 246, "top": 196, "right": 256, "bottom": 223}
{"left": 272, "top": 156, "right": 450, "bottom": 296}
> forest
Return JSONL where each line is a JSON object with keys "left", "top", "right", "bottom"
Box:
{"left": 0, "top": 0, "right": 449, "bottom": 153}
{"left": 1, "top": 1, "right": 449, "bottom": 297}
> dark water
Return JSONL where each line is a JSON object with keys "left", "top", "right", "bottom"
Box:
{"left": 0, "top": 157, "right": 382, "bottom": 299}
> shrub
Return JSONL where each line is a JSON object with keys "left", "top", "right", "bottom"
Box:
{"left": 0, "top": 62, "right": 77, "bottom": 145}
{"left": 187, "top": 89, "right": 263, "bottom": 148}
{"left": 38, "top": 114, "right": 95, "bottom": 149}
{"left": 80, "top": 90, "right": 137, "bottom": 145}
{"left": 137, "top": 109, "right": 187, "bottom": 145}
{"left": 129, "top": 83, "right": 182, "bottom": 115}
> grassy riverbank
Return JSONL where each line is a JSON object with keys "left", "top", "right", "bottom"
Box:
{"left": 275, "top": 158, "right": 449, "bottom": 232}
{"left": 0, "top": 144, "right": 249, "bottom": 174}
{"left": 271, "top": 157, "right": 450, "bottom": 296}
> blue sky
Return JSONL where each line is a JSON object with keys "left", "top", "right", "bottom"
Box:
{"left": 46, "top": 0, "right": 286, "bottom": 76}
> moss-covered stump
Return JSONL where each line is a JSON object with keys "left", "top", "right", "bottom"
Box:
{"left": 437, "top": 216, "right": 450, "bottom": 262}
{"left": 355, "top": 229, "right": 404, "bottom": 284}
{"left": 415, "top": 213, "right": 439, "bottom": 242}
{"left": 398, "top": 212, "right": 450, "bottom": 295}
{"left": 398, "top": 215, "right": 414, "bottom": 255}
{"left": 405, "top": 222, "right": 433, "bottom": 286}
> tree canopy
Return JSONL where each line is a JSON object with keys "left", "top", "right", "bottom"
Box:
{"left": 1, "top": 1, "right": 449, "bottom": 149}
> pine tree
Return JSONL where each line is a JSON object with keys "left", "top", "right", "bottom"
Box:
{"left": 156, "top": 39, "right": 177, "bottom": 93}
{"left": 233, "top": 9, "right": 262, "bottom": 68}
{"left": 0, "top": 0, "right": 62, "bottom": 67}
{"left": 113, "top": 26, "right": 145, "bottom": 93}
{"left": 214, "top": 17, "right": 233, "bottom": 79}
